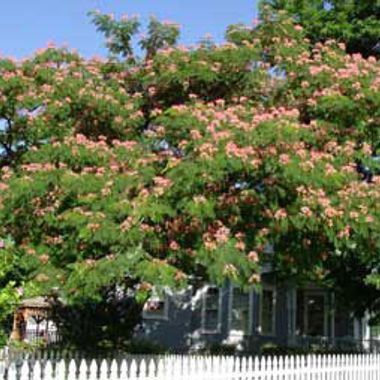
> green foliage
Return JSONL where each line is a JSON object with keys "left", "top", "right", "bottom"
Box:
{"left": 260, "top": 342, "right": 363, "bottom": 355}
{"left": 0, "top": 240, "right": 23, "bottom": 347}
{"left": 89, "top": 11, "right": 140, "bottom": 60}
{"left": 126, "top": 339, "right": 172, "bottom": 354}
{"left": 49, "top": 284, "right": 143, "bottom": 351}
{"left": 260, "top": 0, "right": 380, "bottom": 58}
{"left": 0, "top": 283, "right": 19, "bottom": 347}
{"left": 89, "top": 11, "right": 180, "bottom": 61}
{"left": 140, "top": 17, "right": 180, "bottom": 60}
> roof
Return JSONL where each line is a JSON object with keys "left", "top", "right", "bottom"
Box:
{"left": 19, "top": 297, "right": 51, "bottom": 309}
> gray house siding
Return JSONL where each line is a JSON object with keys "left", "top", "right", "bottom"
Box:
{"left": 136, "top": 289, "right": 193, "bottom": 352}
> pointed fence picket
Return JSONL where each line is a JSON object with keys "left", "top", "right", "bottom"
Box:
{"left": 3, "top": 353, "right": 380, "bottom": 380}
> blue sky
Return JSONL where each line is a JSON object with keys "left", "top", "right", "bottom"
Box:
{"left": 0, "top": 0, "right": 257, "bottom": 59}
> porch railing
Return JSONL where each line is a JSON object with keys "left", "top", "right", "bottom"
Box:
{"left": 293, "top": 336, "right": 380, "bottom": 353}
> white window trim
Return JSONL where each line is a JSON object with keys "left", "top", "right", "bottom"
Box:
{"left": 142, "top": 293, "right": 169, "bottom": 321}
{"left": 258, "top": 285, "right": 277, "bottom": 337}
{"left": 287, "top": 287, "right": 297, "bottom": 339}
{"left": 201, "top": 285, "right": 223, "bottom": 334}
{"left": 228, "top": 285, "right": 253, "bottom": 336}
{"left": 303, "top": 290, "right": 328, "bottom": 337}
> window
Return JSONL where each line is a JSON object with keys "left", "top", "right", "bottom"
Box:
{"left": 304, "top": 292, "right": 327, "bottom": 336}
{"left": 142, "top": 294, "right": 169, "bottom": 320}
{"left": 202, "top": 287, "right": 221, "bottom": 333}
{"left": 260, "top": 288, "right": 276, "bottom": 336}
{"left": 230, "top": 288, "right": 251, "bottom": 334}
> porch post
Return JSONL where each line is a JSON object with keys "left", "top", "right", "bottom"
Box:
{"left": 330, "top": 292, "right": 335, "bottom": 345}
{"left": 353, "top": 317, "right": 362, "bottom": 340}
{"left": 287, "top": 286, "right": 297, "bottom": 346}
{"left": 362, "top": 312, "right": 371, "bottom": 351}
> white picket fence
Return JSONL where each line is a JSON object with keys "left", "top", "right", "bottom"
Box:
{"left": 4, "top": 353, "right": 380, "bottom": 380}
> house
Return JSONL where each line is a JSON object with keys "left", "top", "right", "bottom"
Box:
{"left": 10, "top": 283, "right": 373, "bottom": 353}
{"left": 137, "top": 273, "right": 372, "bottom": 353}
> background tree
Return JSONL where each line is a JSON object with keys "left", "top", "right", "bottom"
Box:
{"left": 260, "top": 0, "right": 380, "bottom": 58}
{"left": 50, "top": 281, "right": 142, "bottom": 351}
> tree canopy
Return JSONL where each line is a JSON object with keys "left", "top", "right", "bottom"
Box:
{"left": 0, "top": 7, "right": 380, "bottom": 345}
